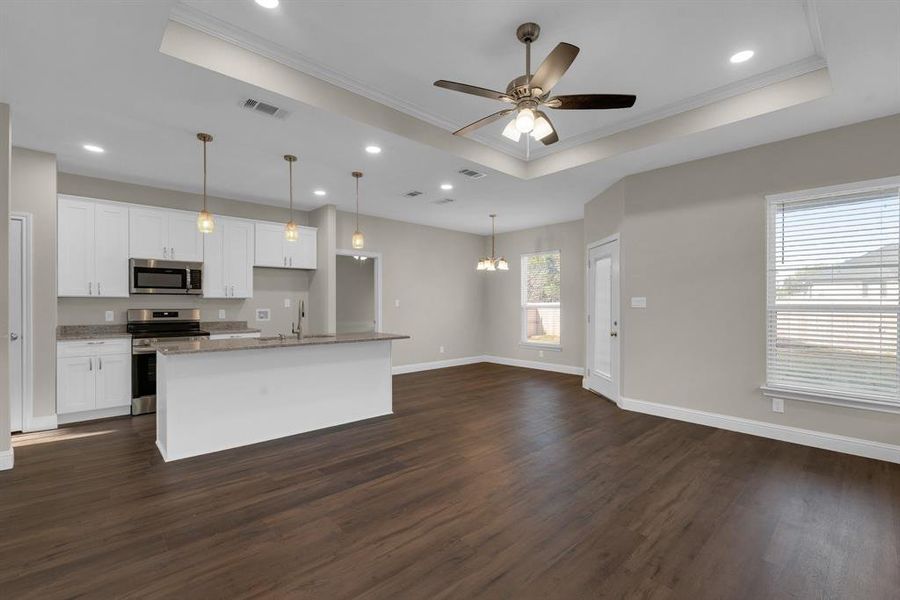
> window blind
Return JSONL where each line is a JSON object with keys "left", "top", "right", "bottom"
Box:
{"left": 522, "top": 251, "right": 561, "bottom": 346}
{"left": 766, "top": 186, "right": 900, "bottom": 404}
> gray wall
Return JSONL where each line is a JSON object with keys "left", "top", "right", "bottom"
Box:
{"left": 336, "top": 254, "right": 375, "bottom": 334}
{"left": 11, "top": 148, "right": 57, "bottom": 419}
{"left": 0, "top": 104, "right": 10, "bottom": 457}
{"left": 335, "top": 210, "right": 485, "bottom": 366}
{"left": 585, "top": 113, "right": 900, "bottom": 446}
{"left": 307, "top": 205, "right": 336, "bottom": 335}
{"left": 483, "top": 219, "right": 585, "bottom": 370}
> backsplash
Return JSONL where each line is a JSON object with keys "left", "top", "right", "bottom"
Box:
{"left": 58, "top": 268, "right": 310, "bottom": 336}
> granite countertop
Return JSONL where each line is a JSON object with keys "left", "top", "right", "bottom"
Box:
{"left": 156, "top": 332, "right": 410, "bottom": 356}
{"left": 202, "top": 321, "right": 261, "bottom": 335}
{"left": 57, "top": 325, "right": 131, "bottom": 341}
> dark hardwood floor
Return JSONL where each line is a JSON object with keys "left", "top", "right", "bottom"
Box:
{"left": 1, "top": 363, "right": 898, "bottom": 599}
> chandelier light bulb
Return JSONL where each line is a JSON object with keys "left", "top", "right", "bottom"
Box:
{"left": 515, "top": 108, "right": 535, "bottom": 133}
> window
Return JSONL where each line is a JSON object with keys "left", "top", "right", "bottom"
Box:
{"left": 522, "top": 251, "right": 561, "bottom": 346}
{"left": 766, "top": 179, "right": 900, "bottom": 409}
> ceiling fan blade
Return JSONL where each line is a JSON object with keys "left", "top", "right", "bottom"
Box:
{"left": 453, "top": 109, "right": 515, "bottom": 137}
{"left": 529, "top": 42, "right": 579, "bottom": 94}
{"left": 535, "top": 111, "right": 559, "bottom": 145}
{"left": 434, "top": 80, "right": 513, "bottom": 102}
{"left": 546, "top": 94, "right": 637, "bottom": 110}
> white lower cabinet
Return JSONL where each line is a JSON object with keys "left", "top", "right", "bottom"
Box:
{"left": 57, "top": 340, "right": 132, "bottom": 421}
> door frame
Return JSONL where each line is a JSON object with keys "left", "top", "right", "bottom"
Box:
{"left": 335, "top": 248, "right": 383, "bottom": 332}
{"left": 584, "top": 233, "right": 620, "bottom": 402}
{"left": 9, "top": 212, "right": 34, "bottom": 432}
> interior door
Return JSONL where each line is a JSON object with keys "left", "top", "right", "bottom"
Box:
{"left": 586, "top": 238, "right": 620, "bottom": 401}
{"left": 167, "top": 211, "right": 203, "bottom": 261}
{"left": 9, "top": 217, "right": 23, "bottom": 432}
{"left": 57, "top": 197, "right": 95, "bottom": 296}
{"left": 225, "top": 219, "right": 254, "bottom": 297}
{"left": 93, "top": 203, "right": 129, "bottom": 297}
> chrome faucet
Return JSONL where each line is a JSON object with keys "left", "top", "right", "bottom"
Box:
{"left": 292, "top": 299, "right": 305, "bottom": 339}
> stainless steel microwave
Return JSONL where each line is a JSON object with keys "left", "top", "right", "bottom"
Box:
{"left": 129, "top": 259, "right": 202, "bottom": 295}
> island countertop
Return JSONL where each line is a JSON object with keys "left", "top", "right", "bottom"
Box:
{"left": 155, "top": 332, "right": 410, "bottom": 355}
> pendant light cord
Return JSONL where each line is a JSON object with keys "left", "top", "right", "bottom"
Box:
{"left": 491, "top": 214, "right": 496, "bottom": 258}
{"left": 288, "top": 158, "right": 293, "bottom": 221}
{"left": 202, "top": 137, "right": 208, "bottom": 212}
{"left": 356, "top": 176, "right": 360, "bottom": 230}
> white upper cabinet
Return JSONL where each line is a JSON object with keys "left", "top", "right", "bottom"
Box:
{"left": 254, "top": 221, "right": 317, "bottom": 269}
{"left": 203, "top": 217, "right": 254, "bottom": 298}
{"left": 58, "top": 196, "right": 128, "bottom": 298}
{"left": 129, "top": 206, "right": 203, "bottom": 262}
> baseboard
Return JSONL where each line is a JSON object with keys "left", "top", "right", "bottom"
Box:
{"left": 57, "top": 406, "right": 131, "bottom": 425}
{"left": 619, "top": 396, "right": 900, "bottom": 464}
{"left": 24, "top": 414, "right": 58, "bottom": 432}
{"left": 0, "top": 448, "right": 13, "bottom": 471}
{"left": 392, "top": 356, "right": 484, "bottom": 375}
{"left": 483, "top": 355, "right": 584, "bottom": 376}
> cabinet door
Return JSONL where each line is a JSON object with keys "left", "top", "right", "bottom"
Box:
{"left": 168, "top": 211, "right": 204, "bottom": 262}
{"left": 130, "top": 206, "right": 168, "bottom": 260}
{"left": 58, "top": 198, "right": 95, "bottom": 297}
{"left": 289, "top": 227, "right": 317, "bottom": 269}
{"left": 254, "top": 222, "right": 286, "bottom": 268}
{"left": 95, "top": 353, "right": 132, "bottom": 409}
{"left": 57, "top": 356, "right": 96, "bottom": 414}
{"left": 94, "top": 203, "right": 129, "bottom": 297}
{"left": 225, "top": 219, "right": 254, "bottom": 298}
{"left": 202, "top": 220, "right": 227, "bottom": 298}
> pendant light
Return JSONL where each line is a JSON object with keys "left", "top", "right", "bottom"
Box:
{"left": 477, "top": 214, "right": 509, "bottom": 271}
{"left": 351, "top": 171, "right": 365, "bottom": 250}
{"left": 196, "top": 132, "right": 215, "bottom": 234}
{"left": 284, "top": 154, "right": 299, "bottom": 242}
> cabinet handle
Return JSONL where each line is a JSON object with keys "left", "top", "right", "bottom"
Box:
{"left": 88, "top": 282, "right": 93, "bottom": 295}
{"left": 290, "top": 256, "right": 293, "bottom": 267}
{"left": 97, "top": 282, "right": 102, "bottom": 296}
{"left": 170, "top": 247, "right": 175, "bottom": 258}
{"left": 163, "top": 246, "right": 167, "bottom": 258}
{"left": 231, "top": 285, "right": 235, "bottom": 297}
{"left": 89, "top": 358, "right": 93, "bottom": 371}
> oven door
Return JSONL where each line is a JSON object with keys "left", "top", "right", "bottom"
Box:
{"left": 130, "top": 259, "right": 199, "bottom": 295}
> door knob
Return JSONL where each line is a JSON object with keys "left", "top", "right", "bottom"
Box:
{"left": 9, "top": 332, "right": 18, "bottom": 341}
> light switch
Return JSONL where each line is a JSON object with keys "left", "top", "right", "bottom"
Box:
{"left": 218, "top": 309, "right": 226, "bottom": 320}
{"left": 394, "top": 299, "right": 400, "bottom": 308}
{"left": 439, "top": 345, "right": 445, "bottom": 354}
{"left": 631, "top": 297, "right": 647, "bottom": 309}
{"left": 104, "top": 310, "right": 114, "bottom": 322}
{"left": 284, "top": 298, "right": 291, "bottom": 308}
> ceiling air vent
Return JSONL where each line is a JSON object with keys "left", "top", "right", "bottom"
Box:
{"left": 403, "top": 190, "right": 423, "bottom": 198}
{"left": 433, "top": 198, "right": 455, "bottom": 205}
{"left": 458, "top": 168, "right": 486, "bottom": 179}
{"left": 241, "top": 98, "right": 287, "bottom": 118}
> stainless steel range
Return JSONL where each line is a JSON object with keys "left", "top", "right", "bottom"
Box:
{"left": 127, "top": 309, "right": 209, "bottom": 415}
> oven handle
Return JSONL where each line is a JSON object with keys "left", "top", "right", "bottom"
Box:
{"left": 132, "top": 347, "right": 158, "bottom": 355}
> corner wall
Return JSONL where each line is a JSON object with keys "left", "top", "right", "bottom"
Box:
{"left": 0, "top": 104, "right": 12, "bottom": 467}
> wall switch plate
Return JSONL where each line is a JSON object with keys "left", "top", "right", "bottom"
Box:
{"left": 439, "top": 345, "right": 445, "bottom": 354}
{"left": 284, "top": 298, "right": 291, "bottom": 308}
{"left": 394, "top": 299, "right": 400, "bottom": 308}
{"left": 772, "top": 397, "right": 784, "bottom": 413}
{"left": 104, "top": 310, "right": 114, "bottom": 322}
{"left": 631, "top": 297, "right": 647, "bottom": 309}
{"left": 538, "top": 350, "right": 544, "bottom": 358}
{"left": 218, "top": 309, "right": 226, "bottom": 320}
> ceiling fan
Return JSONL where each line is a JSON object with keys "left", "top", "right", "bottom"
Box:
{"left": 434, "top": 22, "right": 636, "bottom": 146}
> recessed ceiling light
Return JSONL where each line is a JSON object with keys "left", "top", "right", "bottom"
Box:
{"left": 365, "top": 145, "right": 382, "bottom": 154}
{"left": 255, "top": 0, "right": 279, "bottom": 8}
{"left": 313, "top": 189, "right": 326, "bottom": 196}
{"left": 440, "top": 183, "right": 453, "bottom": 191}
{"left": 82, "top": 144, "right": 105, "bottom": 153}
{"left": 730, "top": 50, "right": 754, "bottom": 64}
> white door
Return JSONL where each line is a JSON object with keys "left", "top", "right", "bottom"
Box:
{"left": 9, "top": 218, "right": 24, "bottom": 432}
{"left": 93, "top": 203, "right": 129, "bottom": 297}
{"left": 586, "top": 238, "right": 620, "bottom": 401}
{"left": 57, "top": 356, "right": 96, "bottom": 414}
{"left": 289, "top": 227, "right": 317, "bottom": 269}
{"left": 225, "top": 219, "right": 254, "bottom": 297}
{"left": 94, "top": 353, "right": 131, "bottom": 409}
{"left": 167, "top": 211, "right": 204, "bottom": 262}
{"left": 255, "top": 222, "right": 286, "bottom": 267}
{"left": 58, "top": 197, "right": 95, "bottom": 296}
{"left": 202, "top": 219, "right": 227, "bottom": 298}
{"left": 129, "top": 206, "right": 168, "bottom": 260}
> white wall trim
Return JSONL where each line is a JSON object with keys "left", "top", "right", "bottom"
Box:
{"left": 618, "top": 396, "right": 900, "bottom": 464}
{"left": 9, "top": 213, "right": 34, "bottom": 434}
{"left": 392, "top": 356, "right": 484, "bottom": 375}
{"left": 483, "top": 355, "right": 585, "bottom": 376}
{"left": 24, "top": 414, "right": 58, "bottom": 432}
{"left": 0, "top": 448, "right": 13, "bottom": 471}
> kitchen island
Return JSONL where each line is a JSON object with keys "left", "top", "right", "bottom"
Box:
{"left": 153, "top": 332, "right": 409, "bottom": 461}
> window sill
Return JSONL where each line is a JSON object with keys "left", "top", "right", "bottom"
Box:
{"left": 760, "top": 385, "right": 900, "bottom": 414}
{"left": 520, "top": 342, "right": 562, "bottom": 352}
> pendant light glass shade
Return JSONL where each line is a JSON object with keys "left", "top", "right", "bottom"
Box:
{"left": 351, "top": 171, "right": 364, "bottom": 250}
{"left": 284, "top": 154, "right": 299, "bottom": 242}
{"left": 196, "top": 133, "right": 215, "bottom": 233}
{"left": 476, "top": 214, "right": 507, "bottom": 272}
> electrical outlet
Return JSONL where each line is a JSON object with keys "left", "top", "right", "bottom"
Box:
{"left": 772, "top": 397, "right": 784, "bottom": 413}
{"left": 104, "top": 310, "right": 114, "bottom": 322}
{"left": 538, "top": 350, "right": 544, "bottom": 358}
{"left": 439, "top": 345, "right": 445, "bottom": 354}
{"left": 218, "top": 309, "right": 226, "bottom": 320}
{"left": 394, "top": 299, "right": 400, "bottom": 308}
{"left": 284, "top": 298, "right": 291, "bottom": 308}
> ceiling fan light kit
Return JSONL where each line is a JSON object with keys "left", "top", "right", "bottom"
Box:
{"left": 435, "top": 22, "right": 637, "bottom": 146}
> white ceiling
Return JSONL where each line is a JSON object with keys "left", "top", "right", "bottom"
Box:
{"left": 1, "top": 1, "right": 899, "bottom": 235}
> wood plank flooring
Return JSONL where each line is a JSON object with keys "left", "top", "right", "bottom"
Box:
{"left": 1, "top": 363, "right": 898, "bottom": 599}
